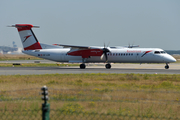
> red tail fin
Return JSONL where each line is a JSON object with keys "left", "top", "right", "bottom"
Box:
{"left": 13, "top": 24, "right": 42, "bottom": 50}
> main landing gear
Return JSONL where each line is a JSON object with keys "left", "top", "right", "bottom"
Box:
{"left": 80, "top": 58, "right": 86, "bottom": 69}
{"left": 80, "top": 64, "right": 86, "bottom": 69}
{"left": 80, "top": 63, "right": 111, "bottom": 69}
{"left": 105, "top": 63, "right": 111, "bottom": 69}
{"left": 165, "top": 63, "right": 169, "bottom": 69}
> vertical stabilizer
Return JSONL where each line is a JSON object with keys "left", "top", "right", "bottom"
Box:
{"left": 11, "top": 24, "right": 42, "bottom": 50}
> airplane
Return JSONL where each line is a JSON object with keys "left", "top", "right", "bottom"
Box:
{"left": 9, "top": 24, "right": 176, "bottom": 69}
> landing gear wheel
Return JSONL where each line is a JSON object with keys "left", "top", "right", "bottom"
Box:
{"left": 105, "top": 64, "right": 111, "bottom": 69}
{"left": 165, "top": 63, "right": 169, "bottom": 69}
{"left": 80, "top": 64, "right": 86, "bottom": 69}
{"left": 165, "top": 65, "right": 169, "bottom": 69}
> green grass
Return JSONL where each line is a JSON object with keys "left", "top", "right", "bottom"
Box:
{"left": 0, "top": 73, "right": 180, "bottom": 119}
{"left": 0, "top": 54, "right": 42, "bottom": 61}
{"left": 0, "top": 73, "right": 180, "bottom": 90}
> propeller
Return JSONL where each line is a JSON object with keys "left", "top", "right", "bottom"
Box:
{"left": 101, "top": 43, "right": 110, "bottom": 62}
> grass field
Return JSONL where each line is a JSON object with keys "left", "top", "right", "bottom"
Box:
{"left": 0, "top": 73, "right": 180, "bottom": 119}
{"left": 0, "top": 54, "right": 42, "bottom": 60}
{"left": 1, "top": 73, "right": 180, "bottom": 91}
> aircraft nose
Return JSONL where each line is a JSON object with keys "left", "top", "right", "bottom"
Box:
{"left": 171, "top": 57, "right": 176, "bottom": 62}
{"left": 165, "top": 55, "right": 176, "bottom": 62}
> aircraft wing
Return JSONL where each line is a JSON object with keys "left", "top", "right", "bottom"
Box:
{"left": 53, "top": 44, "right": 105, "bottom": 58}
{"left": 53, "top": 44, "right": 99, "bottom": 49}
{"left": 53, "top": 44, "right": 111, "bottom": 61}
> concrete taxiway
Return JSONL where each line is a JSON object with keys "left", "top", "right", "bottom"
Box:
{"left": 0, "top": 62, "right": 180, "bottom": 75}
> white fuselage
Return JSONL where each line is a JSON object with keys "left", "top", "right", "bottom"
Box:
{"left": 23, "top": 47, "right": 176, "bottom": 63}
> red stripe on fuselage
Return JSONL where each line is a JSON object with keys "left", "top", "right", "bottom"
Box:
{"left": 68, "top": 49, "right": 103, "bottom": 58}
{"left": 141, "top": 50, "right": 152, "bottom": 57}
{"left": 24, "top": 42, "right": 42, "bottom": 50}
{"left": 16, "top": 24, "right": 33, "bottom": 32}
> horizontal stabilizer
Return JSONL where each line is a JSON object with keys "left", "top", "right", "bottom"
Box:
{"left": 8, "top": 25, "right": 40, "bottom": 28}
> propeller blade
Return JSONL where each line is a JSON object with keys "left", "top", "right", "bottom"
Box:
{"left": 107, "top": 42, "right": 110, "bottom": 48}
{"left": 105, "top": 53, "right": 108, "bottom": 62}
{"left": 101, "top": 43, "right": 110, "bottom": 62}
{"left": 101, "top": 53, "right": 104, "bottom": 60}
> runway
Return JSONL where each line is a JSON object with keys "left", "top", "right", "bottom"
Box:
{"left": 0, "top": 63, "right": 180, "bottom": 75}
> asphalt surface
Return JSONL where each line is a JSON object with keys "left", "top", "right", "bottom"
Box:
{"left": 0, "top": 62, "right": 180, "bottom": 75}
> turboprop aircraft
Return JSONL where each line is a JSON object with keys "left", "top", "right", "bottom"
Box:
{"left": 9, "top": 24, "right": 176, "bottom": 69}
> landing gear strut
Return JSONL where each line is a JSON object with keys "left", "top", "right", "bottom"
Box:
{"left": 165, "top": 63, "right": 169, "bottom": 69}
{"left": 105, "top": 63, "right": 111, "bottom": 69}
{"left": 80, "top": 64, "right": 86, "bottom": 69}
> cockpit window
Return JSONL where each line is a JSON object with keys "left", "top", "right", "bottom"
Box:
{"left": 154, "top": 51, "right": 166, "bottom": 54}
{"left": 110, "top": 47, "right": 117, "bottom": 49}
{"left": 154, "top": 51, "right": 160, "bottom": 54}
{"left": 160, "top": 51, "right": 166, "bottom": 54}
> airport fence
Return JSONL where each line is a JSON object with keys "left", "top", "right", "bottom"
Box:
{"left": 0, "top": 87, "right": 180, "bottom": 120}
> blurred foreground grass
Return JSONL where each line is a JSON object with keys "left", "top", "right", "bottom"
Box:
{"left": 0, "top": 73, "right": 180, "bottom": 119}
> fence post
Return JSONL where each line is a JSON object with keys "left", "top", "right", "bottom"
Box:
{"left": 41, "top": 85, "right": 50, "bottom": 120}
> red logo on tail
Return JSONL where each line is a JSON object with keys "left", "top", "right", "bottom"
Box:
{"left": 23, "top": 35, "right": 32, "bottom": 43}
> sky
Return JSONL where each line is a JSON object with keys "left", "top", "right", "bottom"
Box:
{"left": 0, "top": 0, "right": 180, "bottom": 50}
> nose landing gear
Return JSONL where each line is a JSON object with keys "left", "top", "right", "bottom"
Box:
{"left": 165, "top": 63, "right": 169, "bottom": 69}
